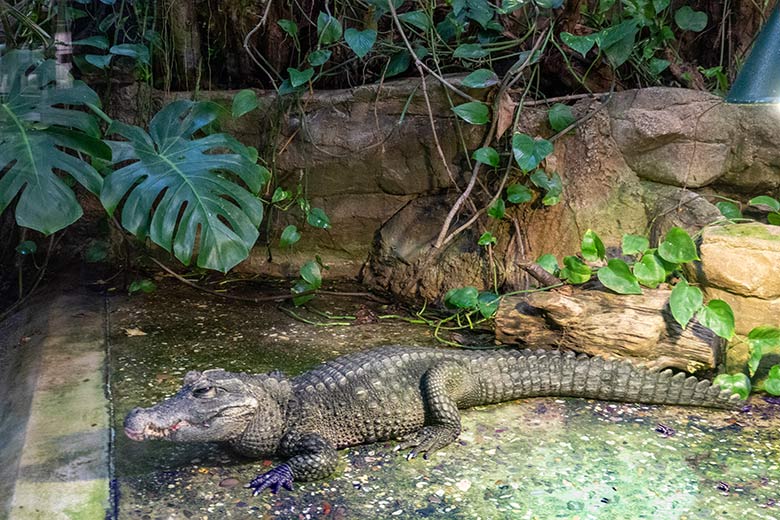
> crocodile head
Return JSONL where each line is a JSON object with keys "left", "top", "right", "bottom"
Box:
{"left": 124, "top": 369, "right": 289, "bottom": 444}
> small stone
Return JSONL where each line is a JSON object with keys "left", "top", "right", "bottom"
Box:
{"left": 455, "top": 479, "right": 472, "bottom": 492}
{"left": 219, "top": 478, "right": 240, "bottom": 488}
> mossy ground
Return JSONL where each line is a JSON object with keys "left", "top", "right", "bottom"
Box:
{"left": 111, "top": 281, "right": 780, "bottom": 519}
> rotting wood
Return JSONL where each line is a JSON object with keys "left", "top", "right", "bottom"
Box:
{"left": 495, "top": 288, "right": 723, "bottom": 373}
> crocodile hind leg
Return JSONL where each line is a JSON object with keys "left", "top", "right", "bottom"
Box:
{"left": 398, "top": 361, "right": 477, "bottom": 459}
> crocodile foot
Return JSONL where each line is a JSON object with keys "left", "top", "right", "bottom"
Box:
{"left": 395, "top": 425, "right": 459, "bottom": 460}
{"left": 245, "top": 463, "right": 294, "bottom": 495}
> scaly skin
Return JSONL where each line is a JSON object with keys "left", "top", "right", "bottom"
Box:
{"left": 124, "top": 345, "right": 745, "bottom": 495}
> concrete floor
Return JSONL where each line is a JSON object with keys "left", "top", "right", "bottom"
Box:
{"left": 0, "top": 281, "right": 109, "bottom": 520}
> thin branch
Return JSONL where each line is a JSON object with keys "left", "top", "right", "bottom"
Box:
{"left": 433, "top": 28, "right": 549, "bottom": 249}
{"left": 148, "top": 257, "right": 388, "bottom": 304}
{"left": 522, "top": 92, "right": 610, "bottom": 106}
{"left": 242, "top": 0, "right": 279, "bottom": 90}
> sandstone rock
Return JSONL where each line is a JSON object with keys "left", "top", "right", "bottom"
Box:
{"left": 687, "top": 223, "right": 780, "bottom": 335}
{"left": 694, "top": 223, "right": 780, "bottom": 299}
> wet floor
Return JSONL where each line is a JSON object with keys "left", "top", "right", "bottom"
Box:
{"left": 109, "top": 280, "right": 780, "bottom": 519}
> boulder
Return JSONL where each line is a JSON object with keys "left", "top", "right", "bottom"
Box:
{"left": 360, "top": 195, "right": 489, "bottom": 302}
{"left": 687, "top": 223, "right": 780, "bottom": 334}
{"left": 609, "top": 88, "right": 735, "bottom": 188}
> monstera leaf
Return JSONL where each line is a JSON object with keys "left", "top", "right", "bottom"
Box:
{"left": 101, "top": 100, "right": 267, "bottom": 273}
{"left": 0, "top": 50, "right": 107, "bottom": 234}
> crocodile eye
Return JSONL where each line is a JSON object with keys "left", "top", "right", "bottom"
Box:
{"left": 192, "top": 385, "right": 217, "bottom": 399}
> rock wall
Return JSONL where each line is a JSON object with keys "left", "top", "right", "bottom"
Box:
{"left": 110, "top": 82, "right": 780, "bottom": 300}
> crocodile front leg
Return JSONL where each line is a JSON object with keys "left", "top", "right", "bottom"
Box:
{"left": 246, "top": 433, "right": 337, "bottom": 495}
{"left": 399, "top": 361, "right": 475, "bottom": 459}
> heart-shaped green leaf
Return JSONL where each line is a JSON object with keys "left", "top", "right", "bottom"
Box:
{"left": 560, "top": 32, "right": 597, "bottom": 58}
{"left": 749, "top": 195, "right": 780, "bottom": 212}
{"left": 595, "top": 20, "right": 638, "bottom": 67}
{"left": 715, "top": 201, "right": 742, "bottom": 220}
{"left": 444, "top": 286, "right": 479, "bottom": 309}
{"left": 675, "top": 6, "right": 708, "bottom": 32}
{"left": 129, "top": 279, "right": 157, "bottom": 294}
{"left": 452, "top": 102, "right": 490, "bottom": 125}
{"left": 561, "top": 256, "right": 591, "bottom": 284}
{"left": 462, "top": 69, "right": 499, "bottom": 88}
{"left": 512, "top": 134, "right": 553, "bottom": 172}
{"left": 307, "top": 207, "right": 330, "bottom": 228}
{"left": 385, "top": 51, "right": 411, "bottom": 77}
{"left": 72, "top": 35, "right": 110, "bottom": 49}
{"left": 110, "top": 44, "right": 150, "bottom": 64}
{"left": 288, "top": 67, "right": 315, "bottom": 87}
{"left": 308, "top": 49, "right": 332, "bottom": 67}
{"left": 581, "top": 229, "right": 605, "bottom": 262}
{"left": 633, "top": 253, "right": 667, "bottom": 288}
{"left": 300, "top": 260, "right": 322, "bottom": 289}
{"left": 317, "top": 12, "right": 343, "bottom": 44}
{"left": 472, "top": 147, "right": 500, "bottom": 167}
{"left": 278, "top": 19, "right": 298, "bottom": 38}
{"left": 712, "top": 373, "right": 751, "bottom": 400}
{"left": 272, "top": 187, "right": 291, "bottom": 204}
{"left": 344, "top": 28, "right": 376, "bottom": 58}
{"left": 487, "top": 198, "right": 506, "bottom": 219}
{"left": 536, "top": 253, "right": 559, "bottom": 275}
{"left": 85, "top": 54, "right": 113, "bottom": 69}
{"left": 697, "top": 299, "right": 734, "bottom": 340}
{"left": 548, "top": 103, "right": 575, "bottom": 132}
{"left": 232, "top": 89, "right": 259, "bottom": 118}
{"left": 658, "top": 226, "right": 699, "bottom": 263}
{"left": 507, "top": 184, "right": 532, "bottom": 204}
{"left": 453, "top": 44, "right": 489, "bottom": 59}
{"left": 398, "top": 11, "right": 431, "bottom": 30}
{"left": 478, "top": 231, "right": 497, "bottom": 246}
{"left": 764, "top": 365, "right": 780, "bottom": 396}
{"left": 597, "top": 258, "right": 642, "bottom": 295}
{"left": 529, "top": 170, "right": 562, "bottom": 205}
{"left": 280, "top": 225, "right": 301, "bottom": 248}
{"left": 621, "top": 234, "right": 649, "bottom": 256}
{"left": 669, "top": 279, "right": 703, "bottom": 328}
{"left": 746, "top": 325, "right": 780, "bottom": 375}
{"left": 477, "top": 291, "right": 500, "bottom": 319}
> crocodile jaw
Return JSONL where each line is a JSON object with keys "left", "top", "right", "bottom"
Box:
{"left": 124, "top": 417, "right": 193, "bottom": 441}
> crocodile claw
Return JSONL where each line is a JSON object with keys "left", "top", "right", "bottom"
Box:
{"left": 245, "top": 463, "right": 294, "bottom": 495}
{"left": 396, "top": 425, "right": 459, "bottom": 460}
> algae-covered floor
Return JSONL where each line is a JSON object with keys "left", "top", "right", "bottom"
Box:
{"left": 110, "top": 281, "right": 780, "bottom": 520}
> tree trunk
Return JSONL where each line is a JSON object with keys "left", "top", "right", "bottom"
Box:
{"left": 495, "top": 288, "right": 723, "bottom": 374}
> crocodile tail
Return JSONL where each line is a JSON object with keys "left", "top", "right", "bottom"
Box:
{"left": 482, "top": 350, "right": 745, "bottom": 409}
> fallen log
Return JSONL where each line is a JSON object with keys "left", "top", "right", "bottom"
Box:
{"left": 495, "top": 288, "right": 723, "bottom": 373}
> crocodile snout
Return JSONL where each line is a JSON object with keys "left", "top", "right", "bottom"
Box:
{"left": 124, "top": 407, "right": 147, "bottom": 441}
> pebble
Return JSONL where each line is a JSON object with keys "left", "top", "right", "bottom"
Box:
{"left": 219, "top": 478, "right": 240, "bottom": 488}
{"left": 455, "top": 479, "right": 472, "bottom": 492}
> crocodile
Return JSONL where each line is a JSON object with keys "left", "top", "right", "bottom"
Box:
{"left": 124, "top": 345, "right": 744, "bottom": 495}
